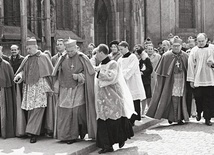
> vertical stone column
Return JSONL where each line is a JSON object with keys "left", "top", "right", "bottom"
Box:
{"left": 20, "top": 0, "right": 27, "bottom": 56}
{"left": 116, "top": 12, "right": 120, "bottom": 41}
{"left": 0, "top": 0, "right": 4, "bottom": 39}
{"left": 44, "top": 0, "right": 51, "bottom": 50}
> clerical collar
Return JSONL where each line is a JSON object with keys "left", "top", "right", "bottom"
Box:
{"left": 101, "top": 56, "right": 111, "bottom": 64}
{"left": 123, "top": 52, "right": 131, "bottom": 58}
{"left": 198, "top": 44, "right": 209, "bottom": 48}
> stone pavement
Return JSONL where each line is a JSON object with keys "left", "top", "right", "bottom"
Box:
{"left": 0, "top": 117, "right": 161, "bottom": 155}
{"left": 96, "top": 117, "right": 214, "bottom": 155}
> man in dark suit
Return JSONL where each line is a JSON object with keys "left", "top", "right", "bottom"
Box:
{"left": 9, "top": 45, "right": 24, "bottom": 73}
{"left": 51, "top": 39, "right": 66, "bottom": 66}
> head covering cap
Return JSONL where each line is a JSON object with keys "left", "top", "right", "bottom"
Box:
{"left": 65, "top": 38, "right": 77, "bottom": 48}
{"left": 26, "top": 38, "right": 37, "bottom": 46}
{"left": 188, "top": 36, "right": 195, "bottom": 42}
{"left": 172, "top": 36, "right": 182, "bottom": 44}
{"left": 168, "top": 33, "right": 174, "bottom": 39}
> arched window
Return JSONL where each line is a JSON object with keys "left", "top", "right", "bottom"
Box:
{"left": 179, "top": 0, "right": 195, "bottom": 28}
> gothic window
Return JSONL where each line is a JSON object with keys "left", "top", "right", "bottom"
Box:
{"left": 4, "top": 0, "right": 20, "bottom": 26}
{"left": 56, "top": 0, "right": 71, "bottom": 30}
{"left": 179, "top": 0, "right": 195, "bottom": 28}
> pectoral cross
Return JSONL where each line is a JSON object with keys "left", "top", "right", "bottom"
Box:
{"left": 70, "top": 64, "right": 74, "bottom": 70}
{"left": 176, "top": 61, "right": 180, "bottom": 68}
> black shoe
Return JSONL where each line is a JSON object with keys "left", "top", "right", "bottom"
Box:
{"left": 98, "top": 147, "right": 114, "bottom": 154}
{"left": 66, "top": 140, "right": 76, "bottom": 144}
{"left": 119, "top": 141, "right": 125, "bottom": 148}
{"left": 30, "top": 136, "right": 37, "bottom": 143}
{"left": 177, "top": 120, "right": 184, "bottom": 125}
{"left": 196, "top": 114, "right": 201, "bottom": 121}
{"left": 205, "top": 120, "right": 212, "bottom": 126}
{"left": 168, "top": 120, "right": 173, "bottom": 124}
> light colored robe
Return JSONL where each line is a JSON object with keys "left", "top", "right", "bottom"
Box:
{"left": 118, "top": 53, "right": 146, "bottom": 100}
{"left": 187, "top": 44, "right": 214, "bottom": 86}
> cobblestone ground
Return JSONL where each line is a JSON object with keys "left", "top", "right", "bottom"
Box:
{"left": 91, "top": 118, "right": 214, "bottom": 155}
{"left": 126, "top": 118, "right": 214, "bottom": 155}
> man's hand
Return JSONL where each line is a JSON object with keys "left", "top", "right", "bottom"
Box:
{"left": 207, "top": 60, "right": 214, "bottom": 68}
{"left": 14, "top": 74, "right": 23, "bottom": 84}
{"left": 190, "top": 82, "right": 195, "bottom": 88}
{"left": 73, "top": 74, "right": 78, "bottom": 80}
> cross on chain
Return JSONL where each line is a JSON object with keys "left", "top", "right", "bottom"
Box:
{"left": 176, "top": 61, "right": 180, "bottom": 68}
{"left": 70, "top": 64, "right": 74, "bottom": 69}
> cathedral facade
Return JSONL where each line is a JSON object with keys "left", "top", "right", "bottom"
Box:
{"left": 0, "top": 0, "right": 214, "bottom": 55}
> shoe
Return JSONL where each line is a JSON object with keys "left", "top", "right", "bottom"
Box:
{"left": 119, "top": 141, "right": 125, "bottom": 148}
{"left": 196, "top": 114, "right": 201, "bottom": 121}
{"left": 205, "top": 120, "right": 212, "bottom": 126}
{"left": 79, "top": 133, "right": 85, "bottom": 139}
{"left": 168, "top": 120, "right": 173, "bottom": 124}
{"left": 30, "top": 136, "right": 37, "bottom": 143}
{"left": 45, "top": 133, "right": 53, "bottom": 138}
{"left": 98, "top": 147, "right": 114, "bottom": 154}
{"left": 177, "top": 120, "right": 184, "bottom": 125}
{"left": 66, "top": 140, "right": 76, "bottom": 144}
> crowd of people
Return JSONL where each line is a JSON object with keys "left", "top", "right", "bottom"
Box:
{"left": 0, "top": 32, "right": 214, "bottom": 154}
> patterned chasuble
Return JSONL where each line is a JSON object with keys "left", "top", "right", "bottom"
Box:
{"left": 96, "top": 61, "right": 127, "bottom": 120}
{"left": 21, "top": 78, "right": 52, "bottom": 110}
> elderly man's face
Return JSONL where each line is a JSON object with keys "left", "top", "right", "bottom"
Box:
{"left": 172, "top": 43, "right": 182, "bottom": 53}
{"left": 26, "top": 45, "right": 37, "bottom": 55}
{"left": 11, "top": 47, "right": 19, "bottom": 56}
{"left": 66, "top": 46, "right": 77, "bottom": 57}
